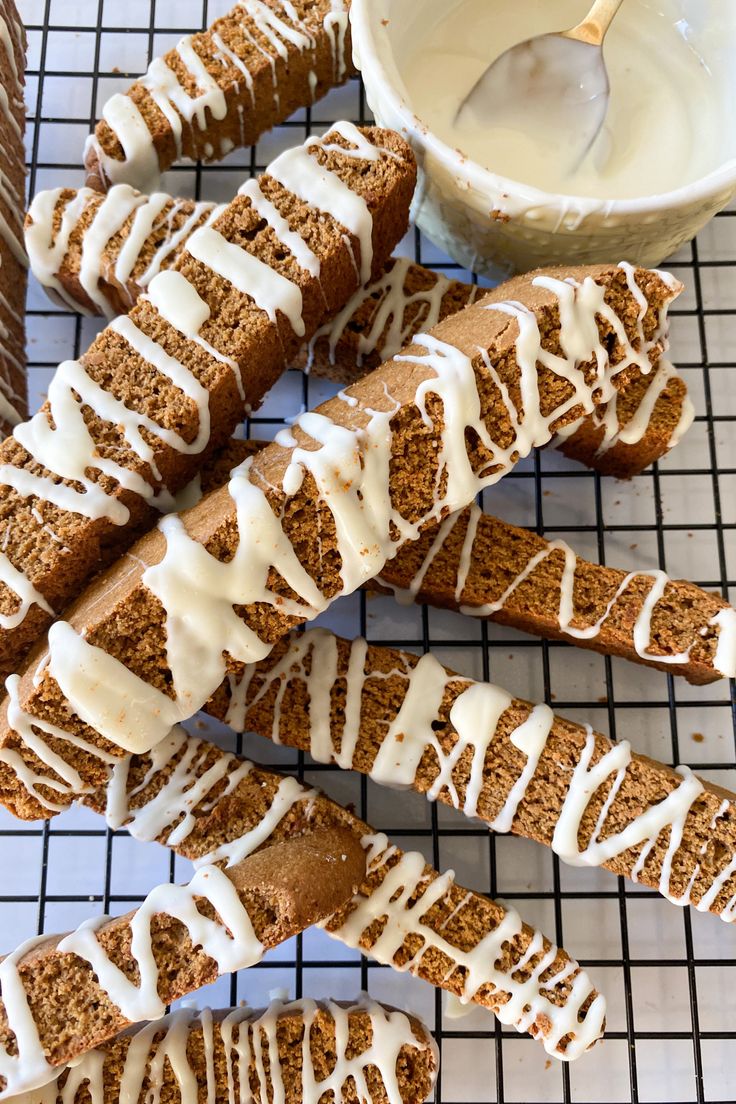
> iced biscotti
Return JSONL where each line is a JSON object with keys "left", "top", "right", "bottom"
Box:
{"left": 0, "top": 1, "right": 28, "bottom": 437}
{"left": 21, "top": 999, "right": 439, "bottom": 1104}
{"left": 84, "top": 0, "right": 354, "bottom": 191}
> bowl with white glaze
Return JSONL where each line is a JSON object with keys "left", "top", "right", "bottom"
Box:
{"left": 351, "top": 0, "right": 736, "bottom": 277}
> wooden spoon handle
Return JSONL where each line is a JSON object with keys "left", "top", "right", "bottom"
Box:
{"left": 565, "top": 0, "right": 625, "bottom": 46}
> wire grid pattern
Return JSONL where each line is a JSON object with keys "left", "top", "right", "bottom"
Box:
{"left": 3, "top": 0, "right": 736, "bottom": 1100}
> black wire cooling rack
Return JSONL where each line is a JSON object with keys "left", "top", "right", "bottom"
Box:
{"left": 4, "top": 1, "right": 736, "bottom": 1101}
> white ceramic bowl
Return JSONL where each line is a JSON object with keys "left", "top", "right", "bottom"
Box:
{"left": 352, "top": 0, "right": 736, "bottom": 276}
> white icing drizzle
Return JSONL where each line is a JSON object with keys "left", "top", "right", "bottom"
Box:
{"left": 0, "top": 552, "right": 53, "bottom": 631}
{"left": 14, "top": 997, "right": 436, "bottom": 1104}
{"left": 112, "top": 192, "right": 173, "bottom": 299}
{"left": 104, "top": 725, "right": 315, "bottom": 870}
{"left": 85, "top": 96, "right": 161, "bottom": 192}
{"left": 306, "top": 256, "right": 478, "bottom": 371}
{"left": 0, "top": 7, "right": 28, "bottom": 274}
{"left": 323, "top": 0, "right": 350, "bottom": 82}
{"left": 0, "top": 673, "right": 119, "bottom": 813}
{"left": 144, "top": 270, "right": 245, "bottom": 400}
{"left": 0, "top": 675, "right": 309, "bottom": 860}
{"left": 381, "top": 502, "right": 734, "bottom": 676}
{"left": 27, "top": 265, "right": 677, "bottom": 753}
{"left": 244, "top": 0, "right": 315, "bottom": 60}
{"left": 26, "top": 186, "right": 221, "bottom": 318}
{"left": 45, "top": 621, "right": 184, "bottom": 754}
{"left": 25, "top": 188, "right": 100, "bottom": 312}
{"left": 136, "top": 199, "right": 224, "bottom": 295}
{"left": 267, "top": 120, "right": 393, "bottom": 284}
{"left": 136, "top": 37, "right": 227, "bottom": 176}
{"left": 235, "top": 628, "right": 736, "bottom": 914}
{"left": 0, "top": 938, "right": 56, "bottom": 1099}
{"left": 1, "top": 290, "right": 224, "bottom": 524}
{"left": 553, "top": 356, "right": 695, "bottom": 460}
{"left": 76, "top": 187, "right": 149, "bottom": 313}
{"left": 238, "top": 176, "right": 321, "bottom": 279}
{"left": 186, "top": 225, "right": 306, "bottom": 336}
{"left": 145, "top": 270, "right": 211, "bottom": 337}
{"left": 550, "top": 730, "right": 704, "bottom": 901}
{"left": 597, "top": 357, "right": 691, "bottom": 456}
{"left": 326, "top": 833, "right": 605, "bottom": 1061}
{"left": 211, "top": 30, "right": 256, "bottom": 108}
{"left": 3, "top": 354, "right": 173, "bottom": 525}
{"left": 710, "top": 608, "right": 736, "bottom": 681}
{"left": 248, "top": 629, "right": 553, "bottom": 825}
{"left": 0, "top": 868, "right": 263, "bottom": 1098}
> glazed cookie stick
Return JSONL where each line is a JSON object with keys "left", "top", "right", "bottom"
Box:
{"left": 191, "top": 438, "right": 734, "bottom": 684}
{"left": 377, "top": 504, "right": 736, "bottom": 685}
{"left": 0, "top": 709, "right": 606, "bottom": 1061}
{"left": 227, "top": 627, "right": 736, "bottom": 921}
{"left": 0, "top": 0, "right": 28, "bottom": 436}
{"left": 84, "top": 0, "right": 353, "bottom": 191}
{"left": 0, "top": 123, "right": 415, "bottom": 678}
{"left": 25, "top": 184, "right": 694, "bottom": 480}
{"left": 21, "top": 999, "right": 439, "bottom": 1104}
{"left": 0, "top": 265, "right": 682, "bottom": 801}
{"left": 0, "top": 831, "right": 366, "bottom": 1097}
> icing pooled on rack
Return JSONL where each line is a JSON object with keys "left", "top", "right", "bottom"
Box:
{"left": 0, "top": 866, "right": 263, "bottom": 1098}
{"left": 17, "top": 997, "right": 437, "bottom": 1104}
{"left": 24, "top": 265, "right": 678, "bottom": 754}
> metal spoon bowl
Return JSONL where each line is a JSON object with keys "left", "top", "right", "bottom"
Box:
{"left": 456, "top": 0, "right": 625, "bottom": 174}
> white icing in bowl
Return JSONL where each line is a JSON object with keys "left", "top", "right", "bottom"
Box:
{"left": 351, "top": 0, "right": 736, "bottom": 275}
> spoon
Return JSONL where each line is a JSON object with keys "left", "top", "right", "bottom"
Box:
{"left": 456, "top": 0, "right": 625, "bottom": 173}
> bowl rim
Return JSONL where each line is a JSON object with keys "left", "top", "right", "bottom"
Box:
{"left": 351, "top": 0, "right": 736, "bottom": 218}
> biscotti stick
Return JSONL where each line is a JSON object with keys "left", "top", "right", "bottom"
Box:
{"left": 0, "top": 708, "right": 606, "bottom": 1063}
{"left": 0, "top": 1, "right": 28, "bottom": 437}
{"left": 0, "top": 830, "right": 366, "bottom": 1097}
{"left": 223, "top": 627, "right": 736, "bottom": 921}
{"left": 0, "top": 123, "right": 415, "bottom": 678}
{"left": 25, "top": 186, "right": 694, "bottom": 482}
{"left": 376, "top": 504, "right": 736, "bottom": 685}
{"left": 19, "top": 998, "right": 439, "bottom": 1104}
{"left": 84, "top": 0, "right": 353, "bottom": 192}
{"left": 189, "top": 438, "right": 734, "bottom": 684}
